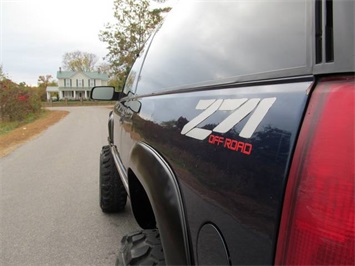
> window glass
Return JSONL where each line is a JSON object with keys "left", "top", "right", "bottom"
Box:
{"left": 137, "top": 0, "right": 308, "bottom": 95}
{"left": 65, "top": 79, "right": 71, "bottom": 87}
{"left": 122, "top": 34, "right": 154, "bottom": 95}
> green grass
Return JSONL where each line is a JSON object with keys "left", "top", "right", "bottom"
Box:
{"left": 42, "top": 100, "right": 115, "bottom": 107}
{"left": 1, "top": 101, "right": 115, "bottom": 135}
{"left": 0, "top": 110, "right": 48, "bottom": 136}
{"left": 0, "top": 121, "right": 21, "bottom": 135}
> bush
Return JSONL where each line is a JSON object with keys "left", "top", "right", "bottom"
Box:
{"left": 0, "top": 79, "right": 42, "bottom": 122}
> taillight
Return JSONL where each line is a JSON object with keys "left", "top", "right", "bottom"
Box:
{"left": 275, "top": 76, "right": 355, "bottom": 265}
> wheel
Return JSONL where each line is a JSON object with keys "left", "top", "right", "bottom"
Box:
{"left": 116, "top": 229, "right": 165, "bottom": 266}
{"left": 100, "top": 145, "right": 127, "bottom": 212}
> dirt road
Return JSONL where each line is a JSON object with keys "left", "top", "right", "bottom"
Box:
{"left": 0, "top": 106, "right": 140, "bottom": 265}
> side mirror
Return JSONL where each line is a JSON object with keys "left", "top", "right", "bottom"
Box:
{"left": 125, "top": 100, "right": 142, "bottom": 113}
{"left": 91, "top": 86, "right": 119, "bottom": 101}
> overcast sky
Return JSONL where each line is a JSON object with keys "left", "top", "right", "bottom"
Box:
{"left": 0, "top": 0, "right": 174, "bottom": 86}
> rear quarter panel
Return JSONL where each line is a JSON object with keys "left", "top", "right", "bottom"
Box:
{"left": 120, "top": 79, "right": 312, "bottom": 264}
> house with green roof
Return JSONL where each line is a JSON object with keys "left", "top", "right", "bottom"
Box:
{"left": 46, "top": 68, "right": 109, "bottom": 100}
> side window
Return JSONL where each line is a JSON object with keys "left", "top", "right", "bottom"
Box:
{"left": 136, "top": 0, "right": 309, "bottom": 95}
{"left": 123, "top": 62, "right": 139, "bottom": 95}
{"left": 122, "top": 34, "right": 154, "bottom": 95}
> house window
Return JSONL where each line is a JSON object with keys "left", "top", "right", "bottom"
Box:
{"left": 89, "top": 79, "right": 95, "bottom": 87}
{"left": 77, "top": 79, "right": 83, "bottom": 87}
{"left": 65, "top": 79, "right": 71, "bottom": 87}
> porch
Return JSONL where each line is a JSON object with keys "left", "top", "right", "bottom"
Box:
{"left": 60, "top": 90, "right": 91, "bottom": 100}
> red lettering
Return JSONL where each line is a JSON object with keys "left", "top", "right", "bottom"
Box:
{"left": 208, "top": 134, "right": 252, "bottom": 155}
{"left": 236, "top": 141, "right": 244, "bottom": 152}
{"left": 243, "top": 143, "right": 253, "bottom": 155}
{"left": 230, "top": 140, "right": 238, "bottom": 150}
{"left": 217, "top": 136, "right": 224, "bottom": 145}
{"left": 224, "top": 138, "right": 232, "bottom": 148}
{"left": 208, "top": 134, "right": 216, "bottom": 144}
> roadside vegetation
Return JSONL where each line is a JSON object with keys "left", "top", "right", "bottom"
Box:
{"left": 0, "top": 112, "right": 49, "bottom": 136}
{"left": 42, "top": 100, "right": 115, "bottom": 108}
{"left": 0, "top": 77, "right": 44, "bottom": 135}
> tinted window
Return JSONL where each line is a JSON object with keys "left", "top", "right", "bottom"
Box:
{"left": 123, "top": 35, "right": 153, "bottom": 95}
{"left": 137, "top": 0, "right": 309, "bottom": 95}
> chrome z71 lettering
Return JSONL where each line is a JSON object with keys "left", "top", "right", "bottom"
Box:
{"left": 181, "top": 98, "right": 276, "bottom": 140}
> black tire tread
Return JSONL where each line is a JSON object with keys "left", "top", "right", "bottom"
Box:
{"left": 116, "top": 229, "right": 165, "bottom": 266}
{"left": 100, "top": 145, "right": 127, "bottom": 212}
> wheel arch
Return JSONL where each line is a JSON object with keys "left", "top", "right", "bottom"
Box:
{"left": 127, "top": 142, "right": 191, "bottom": 265}
{"left": 127, "top": 169, "right": 156, "bottom": 229}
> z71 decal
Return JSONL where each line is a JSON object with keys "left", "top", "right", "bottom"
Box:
{"left": 181, "top": 97, "right": 276, "bottom": 140}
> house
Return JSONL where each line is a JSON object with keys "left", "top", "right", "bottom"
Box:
{"left": 46, "top": 68, "right": 109, "bottom": 100}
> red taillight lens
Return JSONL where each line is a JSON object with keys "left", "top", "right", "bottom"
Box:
{"left": 275, "top": 76, "right": 355, "bottom": 265}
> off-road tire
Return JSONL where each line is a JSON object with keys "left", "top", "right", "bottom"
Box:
{"left": 100, "top": 145, "right": 127, "bottom": 212}
{"left": 116, "top": 229, "right": 165, "bottom": 266}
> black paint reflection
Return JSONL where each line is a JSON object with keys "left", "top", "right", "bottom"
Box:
{"left": 134, "top": 113, "right": 291, "bottom": 225}
{"left": 125, "top": 81, "right": 310, "bottom": 264}
{"left": 131, "top": 112, "right": 292, "bottom": 263}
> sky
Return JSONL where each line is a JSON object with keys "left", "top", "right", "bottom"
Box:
{"left": 0, "top": 0, "right": 174, "bottom": 86}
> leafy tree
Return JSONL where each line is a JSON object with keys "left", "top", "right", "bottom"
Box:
{"left": 62, "top": 51, "right": 98, "bottom": 72}
{"left": 0, "top": 65, "right": 8, "bottom": 81}
{"left": 38, "top": 75, "right": 57, "bottom": 101}
{"left": 38, "top": 75, "right": 57, "bottom": 88}
{"left": 95, "top": 62, "right": 111, "bottom": 75}
{"left": 99, "top": 0, "right": 171, "bottom": 89}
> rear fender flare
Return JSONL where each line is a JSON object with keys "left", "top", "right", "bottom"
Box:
{"left": 128, "top": 142, "right": 191, "bottom": 265}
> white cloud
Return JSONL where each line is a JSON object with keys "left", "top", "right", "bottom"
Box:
{"left": 0, "top": 0, "right": 114, "bottom": 85}
{"left": 0, "top": 0, "right": 176, "bottom": 86}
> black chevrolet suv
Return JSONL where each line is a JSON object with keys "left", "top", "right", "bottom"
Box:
{"left": 91, "top": 0, "right": 354, "bottom": 265}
